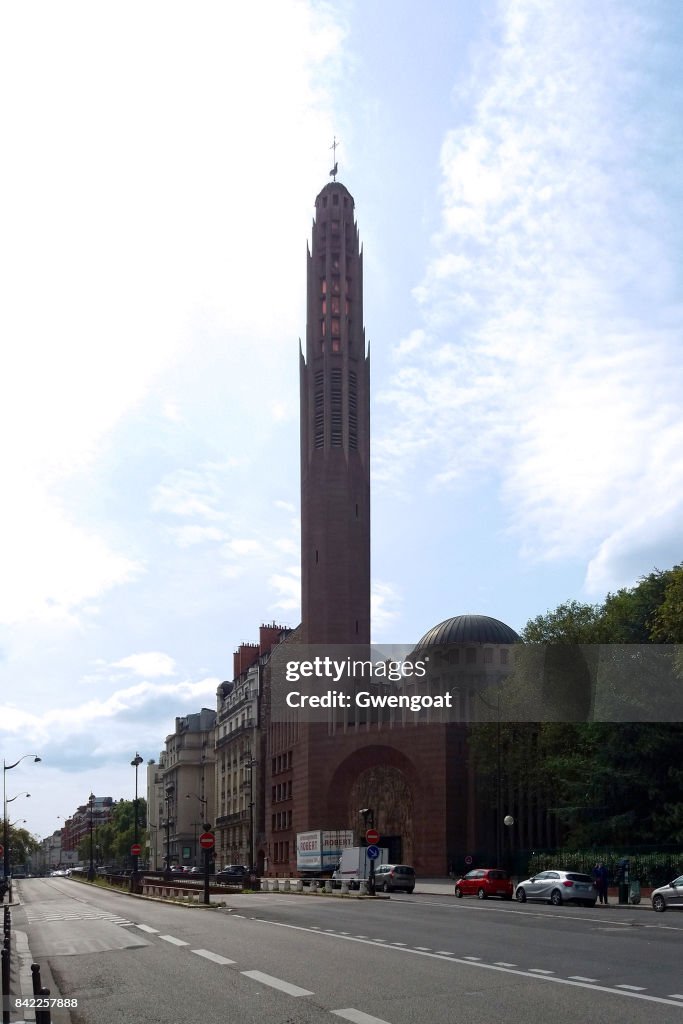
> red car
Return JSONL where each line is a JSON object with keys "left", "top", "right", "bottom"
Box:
{"left": 455, "top": 868, "right": 514, "bottom": 900}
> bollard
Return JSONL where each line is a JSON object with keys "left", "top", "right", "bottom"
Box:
{"left": 283, "top": 879, "right": 291, "bottom": 892}
{"left": 324, "top": 880, "right": 332, "bottom": 893}
{"left": 296, "top": 880, "right": 303, "bottom": 892}
{"left": 2, "top": 945, "right": 10, "bottom": 1024}
{"left": 341, "top": 881, "right": 349, "bottom": 895}
{"left": 31, "top": 963, "right": 51, "bottom": 1024}
{"left": 359, "top": 880, "right": 368, "bottom": 895}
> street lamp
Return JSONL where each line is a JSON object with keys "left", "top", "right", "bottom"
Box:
{"left": 359, "top": 807, "right": 376, "bottom": 896}
{"left": 186, "top": 793, "right": 209, "bottom": 867}
{"left": 164, "top": 786, "right": 174, "bottom": 879}
{"left": 87, "top": 793, "right": 96, "bottom": 881}
{"left": 3, "top": 755, "right": 41, "bottom": 882}
{"left": 244, "top": 760, "right": 258, "bottom": 873}
{"left": 131, "top": 753, "right": 143, "bottom": 888}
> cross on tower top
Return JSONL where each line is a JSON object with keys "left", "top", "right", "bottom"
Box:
{"left": 329, "top": 136, "right": 339, "bottom": 180}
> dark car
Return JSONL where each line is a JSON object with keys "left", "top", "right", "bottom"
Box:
{"left": 215, "top": 864, "right": 250, "bottom": 884}
{"left": 455, "top": 868, "right": 514, "bottom": 900}
{"left": 373, "top": 864, "right": 415, "bottom": 893}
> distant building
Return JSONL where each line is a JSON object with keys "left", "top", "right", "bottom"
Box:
{"left": 151, "top": 708, "right": 216, "bottom": 869}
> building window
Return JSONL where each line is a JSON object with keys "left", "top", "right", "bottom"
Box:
{"left": 466, "top": 648, "right": 477, "bottom": 665}
{"left": 483, "top": 648, "right": 493, "bottom": 664}
{"left": 333, "top": 192, "right": 339, "bottom": 205}
{"left": 349, "top": 371, "right": 357, "bottom": 450}
{"left": 500, "top": 649, "right": 509, "bottom": 665}
{"left": 331, "top": 368, "right": 342, "bottom": 447}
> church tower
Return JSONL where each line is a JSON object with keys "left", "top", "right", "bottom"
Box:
{"left": 300, "top": 181, "right": 370, "bottom": 645}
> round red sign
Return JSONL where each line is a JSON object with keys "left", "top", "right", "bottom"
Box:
{"left": 130, "top": 843, "right": 142, "bottom": 856}
{"left": 199, "top": 832, "right": 215, "bottom": 849}
{"left": 365, "top": 828, "right": 380, "bottom": 845}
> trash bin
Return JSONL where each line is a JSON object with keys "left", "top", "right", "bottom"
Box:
{"left": 629, "top": 880, "right": 641, "bottom": 905}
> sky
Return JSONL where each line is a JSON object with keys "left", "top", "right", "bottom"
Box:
{"left": 1, "top": 0, "right": 682, "bottom": 841}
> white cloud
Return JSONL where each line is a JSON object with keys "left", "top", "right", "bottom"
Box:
{"left": 268, "top": 567, "right": 301, "bottom": 614}
{"left": 371, "top": 580, "right": 402, "bottom": 636}
{"left": 377, "top": 0, "right": 683, "bottom": 593}
{"left": 0, "top": 0, "right": 345, "bottom": 630}
{"left": 113, "top": 652, "right": 177, "bottom": 678}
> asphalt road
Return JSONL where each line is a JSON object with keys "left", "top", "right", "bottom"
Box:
{"left": 10, "top": 879, "right": 683, "bottom": 1024}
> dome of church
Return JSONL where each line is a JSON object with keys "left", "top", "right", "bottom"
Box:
{"left": 415, "top": 614, "right": 519, "bottom": 650}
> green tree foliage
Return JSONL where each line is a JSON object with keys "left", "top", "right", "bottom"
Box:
{"left": 4, "top": 823, "right": 39, "bottom": 866}
{"left": 471, "top": 562, "right": 683, "bottom": 847}
{"left": 77, "top": 799, "right": 147, "bottom": 865}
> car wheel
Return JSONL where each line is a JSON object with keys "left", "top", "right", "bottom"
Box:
{"left": 550, "top": 889, "right": 563, "bottom": 906}
{"left": 477, "top": 888, "right": 487, "bottom": 900}
{"left": 382, "top": 882, "right": 390, "bottom": 893}
{"left": 652, "top": 894, "right": 667, "bottom": 913}
{"left": 455, "top": 886, "right": 463, "bottom": 898}
{"left": 516, "top": 888, "right": 526, "bottom": 903}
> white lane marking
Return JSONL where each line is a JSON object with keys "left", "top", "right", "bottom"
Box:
{"left": 191, "top": 949, "right": 236, "bottom": 965}
{"left": 241, "top": 970, "right": 313, "bottom": 997}
{"left": 325, "top": 928, "right": 337, "bottom": 932}
{"left": 391, "top": 942, "right": 407, "bottom": 946}
{"left": 331, "top": 1010, "right": 393, "bottom": 1024}
{"left": 617, "top": 985, "right": 646, "bottom": 991}
{"left": 436, "top": 950, "right": 454, "bottom": 955}
{"left": 135, "top": 924, "right": 159, "bottom": 934}
{"left": 159, "top": 934, "right": 189, "bottom": 946}
{"left": 463, "top": 955, "right": 480, "bottom": 960}
{"left": 529, "top": 969, "right": 554, "bottom": 975}
{"left": 669, "top": 995, "right": 683, "bottom": 1000}
{"left": 569, "top": 976, "right": 597, "bottom": 983}
{"left": 414, "top": 946, "right": 431, "bottom": 951}
{"left": 495, "top": 962, "right": 517, "bottom": 967}
{"left": 372, "top": 938, "right": 387, "bottom": 943}
{"left": 231, "top": 914, "right": 246, "bottom": 919}
{"left": 252, "top": 917, "right": 683, "bottom": 1008}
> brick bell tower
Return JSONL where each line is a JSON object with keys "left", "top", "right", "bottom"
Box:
{"left": 300, "top": 181, "right": 370, "bottom": 645}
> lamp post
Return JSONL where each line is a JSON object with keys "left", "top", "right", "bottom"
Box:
{"left": 244, "top": 760, "right": 258, "bottom": 873}
{"left": 164, "top": 786, "right": 174, "bottom": 879}
{"left": 87, "top": 793, "right": 96, "bottom": 881}
{"left": 131, "top": 753, "right": 143, "bottom": 888}
{"left": 3, "top": 755, "right": 41, "bottom": 882}
{"left": 359, "top": 807, "right": 376, "bottom": 896}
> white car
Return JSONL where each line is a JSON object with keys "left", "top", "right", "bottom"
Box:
{"left": 515, "top": 870, "right": 597, "bottom": 907}
{"left": 651, "top": 875, "right": 683, "bottom": 912}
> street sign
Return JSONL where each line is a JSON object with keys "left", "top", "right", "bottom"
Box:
{"left": 199, "top": 832, "right": 215, "bottom": 850}
{"left": 130, "top": 843, "right": 142, "bottom": 856}
{"left": 366, "top": 844, "right": 380, "bottom": 860}
{"left": 365, "top": 828, "right": 380, "bottom": 845}
{"left": 465, "top": 855, "right": 473, "bottom": 865}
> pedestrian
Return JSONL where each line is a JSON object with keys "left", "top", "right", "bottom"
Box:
{"left": 593, "top": 861, "right": 609, "bottom": 905}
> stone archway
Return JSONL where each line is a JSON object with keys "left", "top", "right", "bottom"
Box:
{"left": 348, "top": 765, "right": 413, "bottom": 865}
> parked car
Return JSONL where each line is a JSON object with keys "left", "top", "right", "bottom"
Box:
{"left": 515, "top": 870, "right": 597, "bottom": 907}
{"left": 215, "top": 865, "right": 249, "bottom": 884}
{"left": 455, "top": 868, "right": 514, "bottom": 900}
{"left": 373, "top": 864, "right": 416, "bottom": 894}
{"left": 651, "top": 875, "right": 683, "bottom": 912}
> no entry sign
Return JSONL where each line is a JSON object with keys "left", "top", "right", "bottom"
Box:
{"left": 199, "top": 832, "right": 215, "bottom": 849}
{"left": 130, "top": 843, "right": 142, "bottom": 856}
{"left": 365, "top": 828, "right": 380, "bottom": 845}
